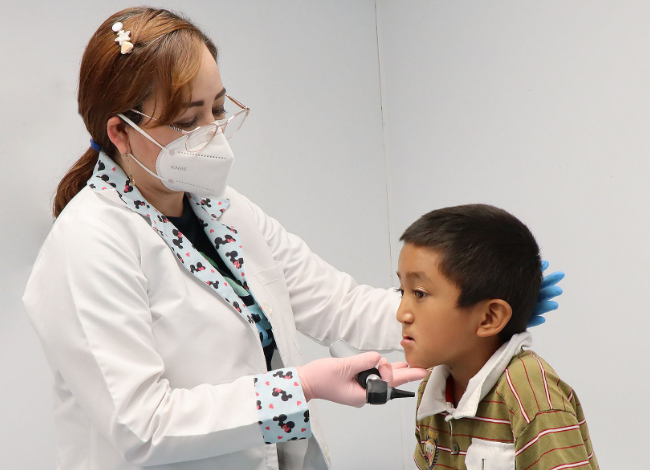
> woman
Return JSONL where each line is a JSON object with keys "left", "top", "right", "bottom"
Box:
{"left": 22, "top": 7, "right": 561, "bottom": 470}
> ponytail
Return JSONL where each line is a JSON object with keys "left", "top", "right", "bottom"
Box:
{"left": 52, "top": 147, "right": 99, "bottom": 218}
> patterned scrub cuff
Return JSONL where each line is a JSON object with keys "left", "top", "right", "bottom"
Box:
{"left": 254, "top": 367, "right": 312, "bottom": 444}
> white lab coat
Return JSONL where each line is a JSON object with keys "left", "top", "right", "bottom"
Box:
{"left": 23, "top": 183, "right": 401, "bottom": 470}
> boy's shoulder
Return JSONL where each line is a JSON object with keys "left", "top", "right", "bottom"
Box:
{"left": 492, "top": 349, "right": 580, "bottom": 435}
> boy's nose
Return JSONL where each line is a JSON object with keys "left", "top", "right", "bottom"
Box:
{"left": 396, "top": 302, "right": 414, "bottom": 324}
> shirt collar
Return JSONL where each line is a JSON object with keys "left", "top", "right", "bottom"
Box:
{"left": 416, "top": 331, "right": 532, "bottom": 421}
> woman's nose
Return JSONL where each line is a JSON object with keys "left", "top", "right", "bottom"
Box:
{"left": 198, "top": 110, "right": 216, "bottom": 127}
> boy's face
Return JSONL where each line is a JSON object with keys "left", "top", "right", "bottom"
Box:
{"left": 396, "top": 243, "right": 482, "bottom": 370}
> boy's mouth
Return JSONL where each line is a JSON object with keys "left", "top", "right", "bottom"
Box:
{"left": 401, "top": 334, "right": 415, "bottom": 347}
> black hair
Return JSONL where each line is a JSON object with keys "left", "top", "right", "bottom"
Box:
{"left": 400, "top": 204, "right": 542, "bottom": 342}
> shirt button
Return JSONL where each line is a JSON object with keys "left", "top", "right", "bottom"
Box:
{"left": 261, "top": 302, "right": 273, "bottom": 314}
{"left": 451, "top": 442, "right": 460, "bottom": 455}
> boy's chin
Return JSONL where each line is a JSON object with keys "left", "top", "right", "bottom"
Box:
{"left": 405, "top": 353, "right": 436, "bottom": 370}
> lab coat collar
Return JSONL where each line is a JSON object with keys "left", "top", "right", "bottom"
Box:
{"left": 87, "top": 153, "right": 258, "bottom": 333}
{"left": 87, "top": 152, "right": 231, "bottom": 217}
{"left": 186, "top": 194, "right": 252, "bottom": 291}
{"left": 416, "top": 331, "right": 532, "bottom": 421}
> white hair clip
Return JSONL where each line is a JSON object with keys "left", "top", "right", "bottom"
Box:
{"left": 112, "top": 22, "right": 134, "bottom": 55}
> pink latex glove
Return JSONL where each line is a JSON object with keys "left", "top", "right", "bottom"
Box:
{"left": 297, "top": 352, "right": 381, "bottom": 407}
{"left": 377, "top": 358, "right": 428, "bottom": 387}
{"left": 297, "top": 353, "right": 429, "bottom": 408}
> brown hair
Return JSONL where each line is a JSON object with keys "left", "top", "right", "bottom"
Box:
{"left": 53, "top": 7, "right": 218, "bottom": 217}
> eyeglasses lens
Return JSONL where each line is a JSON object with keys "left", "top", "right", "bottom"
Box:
{"left": 222, "top": 110, "right": 247, "bottom": 139}
{"left": 183, "top": 97, "right": 248, "bottom": 151}
{"left": 185, "top": 124, "right": 219, "bottom": 152}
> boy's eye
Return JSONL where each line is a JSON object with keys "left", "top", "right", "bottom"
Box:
{"left": 393, "top": 287, "right": 404, "bottom": 298}
{"left": 213, "top": 108, "right": 227, "bottom": 119}
{"left": 414, "top": 290, "right": 427, "bottom": 299}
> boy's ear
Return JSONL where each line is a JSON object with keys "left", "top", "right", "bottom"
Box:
{"left": 476, "top": 299, "right": 512, "bottom": 338}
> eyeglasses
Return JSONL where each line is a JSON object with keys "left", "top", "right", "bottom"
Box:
{"left": 128, "top": 95, "right": 250, "bottom": 152}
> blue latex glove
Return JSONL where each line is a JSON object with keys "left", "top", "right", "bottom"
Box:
{"left": 529, "top": 260, "right": 565, "bottom": 327}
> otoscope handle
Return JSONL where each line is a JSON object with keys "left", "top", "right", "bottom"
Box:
{"left": 329, "top": 339, "right": 416, "bottom": 403}
{"left": 356, "top": 368, "right": 380, "bottom": 389}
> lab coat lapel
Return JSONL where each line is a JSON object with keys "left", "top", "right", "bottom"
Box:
{"left": 87, "top": 153, "right": 258, "bottom": 333}
{"left": 187, "top": 195, "right": 251, "bottom": 292}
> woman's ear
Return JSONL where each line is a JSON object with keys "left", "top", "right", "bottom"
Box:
{"left": 107, "top": 116, "right": 130, "bottom": 155}
{"left": 476, "top": 299, "right": 512, "bottom": 338}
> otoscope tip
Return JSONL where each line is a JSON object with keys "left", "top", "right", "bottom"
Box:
{"left": 389, "top": 388, "right": 415, "bottom": 400}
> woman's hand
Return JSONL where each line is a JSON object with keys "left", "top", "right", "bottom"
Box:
{"left": 297, "top": 352, "right": 380, "bottom": 407}
{"left": 297, "top": 353, "right": 428, "bottom": 407}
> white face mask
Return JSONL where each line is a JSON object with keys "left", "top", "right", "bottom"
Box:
{"left": 118, "top": 113, "right": 235, "bottom": 197}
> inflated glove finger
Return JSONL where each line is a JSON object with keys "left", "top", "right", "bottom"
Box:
{"left": 528, "top": 315, "right": 547, "bottom": 327}
{"left": 378, "top": 359, "right": 428, "bottom": 388}
{"left": 533, "top": 300, "right": 559, "bottom": 318}
{"left": 541, "top": 271, "right": 565, "bottom": 289}
{"left": 377, "top": 358, "right": 393, "bottom": 384}
{"left": 539, "top": 285, "right": 563, "bottom": 302}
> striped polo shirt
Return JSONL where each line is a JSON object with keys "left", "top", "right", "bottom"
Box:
{"left": 414, "top": 333, "right": 598, "bottom": 470}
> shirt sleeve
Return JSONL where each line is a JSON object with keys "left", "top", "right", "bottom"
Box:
{"left": 253, "top": 367, "right": 311, "bottom": 444}
{"left": 515, "top": 410, "right": 598, "bottom": 470}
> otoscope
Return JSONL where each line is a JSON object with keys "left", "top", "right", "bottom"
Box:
{"left": 329, "top": 339, "right": 415, "bottom": 405}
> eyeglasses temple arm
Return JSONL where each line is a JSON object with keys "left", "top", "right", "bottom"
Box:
{"left": 227, "top": 95, "right": 250, "bottom": 111}
{"left": 117, "top": 113, "right": 165, "bottom": 150}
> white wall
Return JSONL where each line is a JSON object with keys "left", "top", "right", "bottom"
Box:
{"left": 378, "top": 1, "right": 649, "bottom": 468}
{"left": 1, "top": 1, "right": 643, "bottom": 469}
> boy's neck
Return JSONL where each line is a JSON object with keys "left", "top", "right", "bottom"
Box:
{"left": 448, "top": 337, "right": 503, "bottom": 407}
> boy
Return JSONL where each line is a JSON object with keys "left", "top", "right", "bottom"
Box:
{"left": 396, "top": 204, "right": 597, "bottom": 470}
